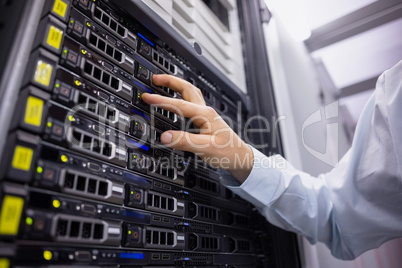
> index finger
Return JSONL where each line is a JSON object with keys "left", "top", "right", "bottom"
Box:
{"left": 152, "top": 74, "right": 205, "bottom": 105}
{"left": 142, "top": 93, "right": 214, "bottom": 126}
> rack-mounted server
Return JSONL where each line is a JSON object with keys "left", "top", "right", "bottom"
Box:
{"left": 0, "top": 0, "right": 301, "bottom": 267}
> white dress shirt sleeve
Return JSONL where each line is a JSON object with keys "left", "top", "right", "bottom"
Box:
{"left": 221, "top": 59, "right": 402, "bottom": 260}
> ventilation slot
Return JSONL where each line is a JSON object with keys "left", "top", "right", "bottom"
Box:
{"left": 92, "top": 5, "right": 136, "bottom": 49}
{"left": 70, "top": 128, "right": 114, "bottom": 159}
{"left": 201, "top": 236, "right": 219, "bottom": 250}
{"left": 147, "top": 193, "right": 175, "bottom": 211}
{"left": 200, "top": 87, "right": 211, "bottom": 100}
{"left": 152, "top": 50, "right": 177, "bottom": 74}
{"left": 153, "top": 106, "right": 177, "bottom": 122}
{"left": 88, "top": 31, "right": 128, "bottom": 65}
{"left": 237, "top": 240, "right": 251, "bottom": 252}
{"left": 94, "top": 6, "right": 126, "bottom": 38}
{"left": 60, "top": 169, "right": 124, "bottom": 204}
{"left": 145, "top": 229, "right": 175, "bottom": 246}
{"left": 199, "top": 178, "right": 218, "bottom": 193}
{"left": 77, "top": 92, "right": 117, "bottom": 123}
{"left": 67, "top": 127, "right": 115, "bottom": 162}
{"left": 154, "top": 164, "right": 176, "bottom": 179}
{"left": 62, "top": 171, "right": 106, "bottom": 196}
{"left": 200, "top": 206, "right": 218, "bottom": 220}
{"left": 55, "top": 218, "right": 104, "bottom": 240}
{"left": 162, "top": 86, "right": 175, "bottom": 97}
{"left": 82, "top": 60, "right": 121, "bottom": 92}
{"left": 145, "top": 230, "right": 173, "bottom": 246}
{"left": 153, "top": 130, "right": 162, "bottom": 143}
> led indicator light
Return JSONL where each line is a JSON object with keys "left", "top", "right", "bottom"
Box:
{"left": 53, "top": 199, "right": 61, "bottom": 208}
{"left": 47, "top": 121, "right": 52, "bottom": 128}
{"left": 75, "top": 80, "right": 81, "bottom": 86}
{"left": 68, "top": 115, "right": 74, "bottom": 121}
{"left": 37, "top": 166, "right": 43, "bottom": 174}
{"left": 56, "top": 83, "right": 60, "bottom": 88}
{"left": 131, "top": 191, "right": 134, "bottom": 195}
{"left": 81, "top": 49, "right": 87, "bottom": 55}
{"left": 61, "top": 155, "right": 68, "bottom": 162}
{"left": 86, "top": 22, "right": 91, "bottom": 27}
{"left": 43, "top": 250, "right": 52, "bottom": 261}
{"left": 25, "top": 217, "right": 33, "bottom": 225}
{"left": 63, "top": 49, "right": 68, "bottom": 56}
{"left": 128, "top": 230, "right": 132, "bottom": 234}
{"left": 70, "top": 19, "right": 74, "bottom": 24}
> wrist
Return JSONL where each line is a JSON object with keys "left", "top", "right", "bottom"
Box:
{"left": 229, "top": 143, "right": 254, "bottom": 183}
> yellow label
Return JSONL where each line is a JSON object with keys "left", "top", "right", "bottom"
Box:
{"left": 0, "top": 259, "right": 10, "bottom": 268}
{"left": 0, "top": 195, "right": 24, "bottom": 235}
{"left": 52, "top": 0, "right": 68, "bottom": 18}
{"left": 24, "top": 96, "right": 44, "bottom": 127}
{"left": 12, "top": 146, "right": 33, "bottom": 171}
{"left": 34, "top": 60, "right": 53, "bottom": 87}
{"left": 46, "top": 25, "right": 63, "bottom": 50}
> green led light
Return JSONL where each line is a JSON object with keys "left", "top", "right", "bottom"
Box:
{"left": 131, "top": 191, "right": 134, "bottom": 195}
{"left": 61, "top": 155, "right": 68, "bottom": 163}
{"left": 47, "top": 121, "right": 52, "bottom": 128}
{"left": 53, "top": 199, "right": 61, "bottom": 208}
{"left": 25, "top": 217, "right": 33, "bottom": 226}
{"left": 70, "top": 19, "right": 74, "bottom": 24}
{"left": 43, "top": 250, "right": 52, "bottom": 261}
{"left": 37, "top": 166, "right": 43, "bottom": 174}
{"left": 56, "top": 83, "right": 60, "bottom": 88}
{"left": 128, "top": 230, "right": 132, "bottom": 234}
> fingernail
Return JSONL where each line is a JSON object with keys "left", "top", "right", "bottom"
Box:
{"left": 161, "top": 132, "right": 172, "bottom": 144}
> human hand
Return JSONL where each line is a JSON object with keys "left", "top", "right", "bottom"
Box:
{"left": 142, "top": 74, "right": 253, "bottom": 183}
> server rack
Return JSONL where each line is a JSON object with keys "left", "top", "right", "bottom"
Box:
{"left": 0, "top": 0, "right": 300, "bottom": 267}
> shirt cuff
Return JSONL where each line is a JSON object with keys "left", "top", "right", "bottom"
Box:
{"left": 220, "top": 146, "right": 286, "bottom": 209}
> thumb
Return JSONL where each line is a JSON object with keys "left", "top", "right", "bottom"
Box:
{"left": 161, "top": 131, "right": 211, "bottom": 153}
